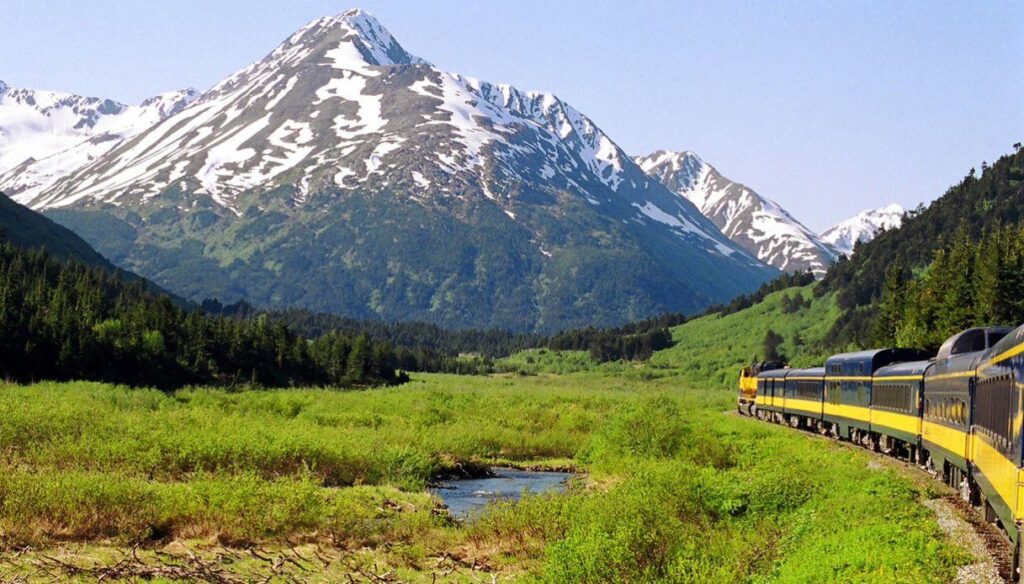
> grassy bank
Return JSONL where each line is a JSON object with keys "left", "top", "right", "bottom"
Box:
{"left": 0, "top": 373, "right": 967, "bottom": 582}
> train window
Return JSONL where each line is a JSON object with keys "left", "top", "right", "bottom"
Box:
{"left": 974, "top": 375, "right": 1014, "bottom": 451}
{"left": 988, "top": 329, "right": 1009, "bottom": 347}
{"left": 952, "top": 330, "right": 988, "bottom": 355}
{"left": 796, "top": 381, "right": 819, "bottom": 400}
{"left": 873, "top": 382, "right": 913, "bottom": 412}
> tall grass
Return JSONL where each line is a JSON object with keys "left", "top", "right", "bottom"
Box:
{"left": 0, "top": 373, "right": 968, "bottom": 581}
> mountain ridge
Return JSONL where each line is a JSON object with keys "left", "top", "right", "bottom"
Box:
{"left": 636, "top": 150, "right": 838, "bottom": 276}
{"left": 0, "top": 191, "right": 113, "bottom": 268}
{"left": 25, "top": 9, "right": 777, "bottom": 331}
{"left": 0, "top": 81, "right": 198, "bottom": 202}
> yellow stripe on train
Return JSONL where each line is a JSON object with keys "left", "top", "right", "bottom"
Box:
{"left": 870, "top": 409, "right": 921, "bottom": 437}
{"left": 785, "top": 397, "right": 823, "bottom": 416}
{"left": 982, "top": 340, "right": 1024, "bottom": 369}
{"left": 970, "top": 433, "right": 1023, "bottom": 520}
{"left": 822, "top": 402, "right": 871, "bottom": 422}
{"left": 922, "top": 420, "right": 969, "bottom": 460}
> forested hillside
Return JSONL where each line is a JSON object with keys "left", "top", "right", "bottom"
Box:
{"left": 650, "top": 285, "right": 840, "bottom": 388}
{"left": 0, "top": 192, "right": 113, "bottom": 268}
{"left": 820, "top": 145, "right": 1024, "bottom": 346}
{"left": 0, "top": 244, "right": 405, "bottom": 388}
{"left": 208, "top": 298, "right": 685, "bottom": 368}
{"left": 874, "top": 223, "right": 1024, "bottom": 350}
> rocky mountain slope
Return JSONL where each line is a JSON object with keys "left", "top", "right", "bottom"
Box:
{"left": 0, "top": 81, "right": 198, "bottom": 202}
{"left": 819, "top": 203, "right": 904, "bottom": 255}
{"left": 26, "top": 9, "right": 776, "bottom": 331}
{"left": 636, "top": 150, "right": 838, "bottom": 276}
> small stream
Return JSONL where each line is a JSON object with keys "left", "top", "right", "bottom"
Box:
{"left": 431, "top": 467, "right": 572, "bottom": 518}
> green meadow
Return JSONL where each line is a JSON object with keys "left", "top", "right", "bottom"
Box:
{"left": 1, "top": 371, "right": 968, "bottom": 582}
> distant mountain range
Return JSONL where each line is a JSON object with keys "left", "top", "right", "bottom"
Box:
{"left": 820, "top": 203, "right": 904, "bottom": 255}
{"left": 5, "top": 9, "right": 782, "bottom": 332}
{"left": 0, "top": 82, "right": 198, "bottom": 202}
{"left": 0, "top": 9, "right": 910, "bottom": 331}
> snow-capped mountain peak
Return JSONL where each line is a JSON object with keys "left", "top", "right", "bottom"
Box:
{"left": 26, "top": 8, "right": 685, "bottom": 220}
{"left": 9, "top": 9, "right": 778, "bottom": 331}
{"left": 636, "top": 149, "right": 839, "bottom": 276}
{"left": 636, "top": 150, "right": 705, "bottom": 193}
{"left": 0, "top": 82, "right": 199, "bottom": 201}
{"left": 319, "top": 8, "right": 428, "bottom": 67}
{"left": 820, "top": 203, "right": 904, "bottom": 255}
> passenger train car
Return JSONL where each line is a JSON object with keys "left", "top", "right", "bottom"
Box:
{"left": 738, "top": 361, "right": 785, "bottom": 416}
{"left": 740, "top": 324, "right": 1024, "bottom": 578}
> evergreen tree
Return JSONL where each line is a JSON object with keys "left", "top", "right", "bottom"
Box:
{"left": 873, "top": 262, "right": 906, "bottom": 345}
{"left": 0, "top": 244, "right": 405, "bottom": 389}
{"left": 347, "top": 333, "right": 372, "bottom": 383}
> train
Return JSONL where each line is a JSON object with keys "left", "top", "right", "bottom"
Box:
{"left": 739, "top": 323, "right": 1024, "bottom": 578}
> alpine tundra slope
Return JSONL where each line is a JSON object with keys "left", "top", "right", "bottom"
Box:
{"left": 740, "top": 323, "right": 1024, "bottom": 579}
{"left": 24, "top": 9, "right": 777, "bottom": 332}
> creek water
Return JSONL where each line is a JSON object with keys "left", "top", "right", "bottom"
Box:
{"left": 431, "top": 467, "right": 572, "bottom": 518}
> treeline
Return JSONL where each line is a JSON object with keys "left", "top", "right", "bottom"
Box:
{"left": 205, "top": 300, "right": 686, "bottom": 367}
{"left": 0, "top": 244, "right": 406, "bottom": 389}
{"left": 547, "top": 313, "right": 684, "bottom": 362}
{"left": 820, "top": 144, "right": 1024, "bottom": 347}
{"left": 705, "top": 270, "right": 817, "bottom": 317}
{"left": 873, "top": 223, "right": 1024, "bottom": 351}
{"left": 203, "top": 300, "right": 542, "bottom": 357}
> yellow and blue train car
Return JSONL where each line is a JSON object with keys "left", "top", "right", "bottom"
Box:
{"left": 921, "top": 327, "right": 1011, "bottom": 482}
{"left": 824, "top": 348, "right": 930, "bottom": 442}
{"left": 782, "top": 367, "right": 824, "bottom": 429}
{"left": 739, "top": 324, "right": 1024, "bottom": 577}
{"left": 870, "top": 360, "right": 930, "bottom": 459}
{"left": 969, "top": 325, "right": 1024, "bottom": 557}
{"left": 738, "top": 361, "right": 786, "bottom": 415}
{"left": 755, "top": 368, "right": 789, "bottom": 423}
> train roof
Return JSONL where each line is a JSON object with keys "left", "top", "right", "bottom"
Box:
{"left": 936, "top": 326, "right": 1014, "bottom": 360}
{"left": 784, "top": 367, "right": 825, "bottom": 378}
{"left": 756, "top": 368, "right": 790, "bottom": 379}
{"left": 825, "top": 348, "right": 932, "bottom": 370}
{"left": 874, "top": 360, "right": 932, "bottom": 378}
{"left": 983, "top": 322, "right": 1024, "bottom": 365}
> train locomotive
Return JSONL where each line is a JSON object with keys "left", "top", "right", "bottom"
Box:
{"left": 739, "top": 324, "right": 1024, "bottom": 577}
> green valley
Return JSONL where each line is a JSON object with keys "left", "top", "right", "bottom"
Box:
{"left": 0, "top": 372, "right": 972, "bottom": 582}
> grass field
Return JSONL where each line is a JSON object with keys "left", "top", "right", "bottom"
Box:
{"left": 0, "top": 368, "right": 971, "bottom": 582}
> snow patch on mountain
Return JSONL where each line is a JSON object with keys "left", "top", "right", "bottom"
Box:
{"left": 820, "top": 203, "right": 904, "bottom": 255}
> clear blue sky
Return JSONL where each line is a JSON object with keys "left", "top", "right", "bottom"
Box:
{"left": 3, "top": 1, "right": 1021, "bottom": 231}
